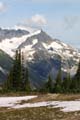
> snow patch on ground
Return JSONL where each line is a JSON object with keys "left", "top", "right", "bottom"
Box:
{"left": 0, "top": 96, "right": 37, "bottom": 108}
{"left": 0, "top": 96, "right": 80, "bottom": 112}
{"left": 52, "top": 101, "right": 80, "bottom": 112}
{"left": 12, "top": 100, "right": 80, "bottom": 112}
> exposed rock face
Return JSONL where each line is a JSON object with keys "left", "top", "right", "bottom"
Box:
{"left": 0, "top": 27, "right": 79, "bottom": 87}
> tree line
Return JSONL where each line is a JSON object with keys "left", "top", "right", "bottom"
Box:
{"left": 4, "top": 50, "right": 31, "bottom": 92}
{"left": 43, "top": 61, "right": 80, "bottom": 93}
{"left": 3, "top": 49, "right": 80, "bottom": 94}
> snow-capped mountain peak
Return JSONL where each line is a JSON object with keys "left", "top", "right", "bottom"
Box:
{"left": 0, "top": 28, "right": 41, "bottom": 57}
{"left": 0, "top": 27, "right": 79, "bottom": 87}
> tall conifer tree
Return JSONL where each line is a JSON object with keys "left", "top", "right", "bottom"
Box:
{"left": 53, "top": 60, "right": 62, "bottom": 93}
{"left": 45, "top": 75, "right": 53, "bottom": 93}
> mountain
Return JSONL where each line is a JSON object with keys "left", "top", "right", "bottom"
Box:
{"left": 0, "top": 27, "right": 79, "bottom": 88}
{"left": 0, "top": 27, "right": 29, "bottom": 40}
{"left": 0, "top": 50, "right": 13, "bottom": 84}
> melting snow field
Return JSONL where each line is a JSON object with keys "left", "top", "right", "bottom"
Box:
{"left": 0, "top": 96, "right": 37, "bottom": 108}
{"left": 0, "top": 96, "right": 80, "bottom": 112}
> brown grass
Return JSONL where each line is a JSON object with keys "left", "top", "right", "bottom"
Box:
{"left": 19, "top": 93, "right": 80, "bottom": 104}
{"left": 0, "top": 107, "right": 80, "bottom": 120}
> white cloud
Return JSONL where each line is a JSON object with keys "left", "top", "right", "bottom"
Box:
{"left": 0, "top": 2, "right": 6, "bottom": 13}
{"left": 31, "top": 14, "right": 47, "bottom": 26}
{"left": 22, "top": 14, "right": 47, "bottom": 27}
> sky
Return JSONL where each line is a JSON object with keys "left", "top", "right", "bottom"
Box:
{"left": 0, "top": 0, "right": 80, "bottom": 49}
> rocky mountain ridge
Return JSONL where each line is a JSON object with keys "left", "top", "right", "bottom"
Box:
{"left": 0, "top": 27, "right": 79, "bottom": 87}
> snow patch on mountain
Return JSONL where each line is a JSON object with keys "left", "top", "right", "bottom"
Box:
{"left": 14, "top": 25, "right": 38, "bottom": 33}
{"left": 0, "top": 27, "right": 79, "bottom": 84}
{"left": 21, "top": 45, "right": 35, "bottom": 61}
{"left": 32, "top": 39, "right": 38, "bottom": 45}
{"left": 49, "top": 42, "right": 63, "bottom": 49}
{"left": 0, "top": 35, "right": 28, "bottom": 57}
{"left": 21, "top": 39, "right": 38, "bottom": 61}
{"left": 42, "top": 41, "right": 79, "bottom": 60}
{"left": 0, "top": 66, "right": 6, "bottom": 74}
{"left": 0, "top": 30, "right": 41, "bottom": 57}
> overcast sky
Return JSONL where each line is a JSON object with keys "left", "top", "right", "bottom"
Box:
{"left": 0, "top": 0, "right": 80, "bottom": 49}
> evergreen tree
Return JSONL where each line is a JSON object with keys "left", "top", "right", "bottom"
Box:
{"left": 53, "top": 67, "right": 62, "bottom": 93}
{"left": 70, "top": 60, "right": 80, "bottom": 92}
{"left": 12, "top": 50, "right": 22, "bottom": 91}
{"left": 5, "top": 50, "right": 22, "bottom": 91}
{"left": 3, "top": 69, "right": 13, "bottom": 91}
{"left": 18, "top": 49, "right": 23, "bottom": 90}
{"left": 25, "top": 67, "right": 31, "bottom": 92}
{"left": 62, "top": 73, "right": 71, "bottom": 93}
{"left": 74, "top": 60, "right": 80, "bottom": 80}
{"left": 21, "top": 52, "right": 31, "bottom": 92}
{"left": 70, "top": 78, "right": 78, "bottom": 93}
{"left": 45, "top": 75, "right": 53, "bottom": 93}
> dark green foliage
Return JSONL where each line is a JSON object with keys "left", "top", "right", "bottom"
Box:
{"left": 44, "top": 75, "right": 53, "bottom": 93}
{"left": 53, "top": 60, "right": 80, "bottom": 94}
{"left": 4, "top": 50, "right": 31, "bottom": 92}
{"left": 25, "top": 68, "right": 31, "bottom": 92}
{"left": 21, "top": 53, "right": 31, "bottom": 92}
{"left": 75, "top": 61, "right": 80, "bottom": 80}
{"left": 53, "top": 68, "right": 62, "bottom": 93}
{"left": 62, "top": 73, "right": 71, "bottom": 93}
{"left": 3, "top": 69, "right": 13, "bottom": 92}
{"left": 4, "top": 50, "right": 80, "bottom": 94}
{"left": 74, "top": 61, "right": 80, "bottom": 90}
{"left": 61, "top": 60, "right": 80, "bottom": 93}
{"left": 70, "top": 61, "right": 80, "bottom": 93}
{"left": 11, "top": 50, "right": 22, "bottom": 91}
